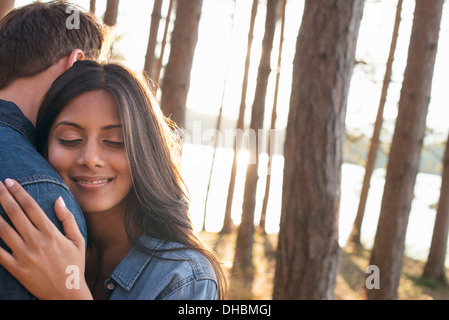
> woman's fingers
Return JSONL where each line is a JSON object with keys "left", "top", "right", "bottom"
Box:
{"left": 0, "top": 213, "right": 25, "bottom": 254}
{"left": 0, "top": 245, "right": 18, "bottom": 277}
{"left": 1, "top": 179, "right": 56, "bottom": 235}
{"left": 0, "top": 181, "right": 90, "bottom": 299}
{"left": 54, "top": 197, "right": 84, "bottom": 249}
{"left": 0, "top": 179, "right": 84, "bottom": 249}
{"left": 0, "top": 180, "right": 38, "bottom": 241}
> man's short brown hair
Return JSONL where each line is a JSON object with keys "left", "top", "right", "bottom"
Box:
{"left": 0, "top": 0, "right": 109, "bottom": 89}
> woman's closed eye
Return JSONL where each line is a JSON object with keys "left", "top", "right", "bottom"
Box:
{"left": 103, "top": 140, "right": 125, "bottom": 148}
{"left": 59, "top": 138, "right": 83, "bottom": 146}
{"left": 58, "top": 139, "right": 124, "bottom": 148}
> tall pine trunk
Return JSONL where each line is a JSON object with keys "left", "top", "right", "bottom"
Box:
{"left": 273, "top": 0, "right": 364, "bottom": 300}
{"left": 104, "top": 0, "right": 120, "bottom": 26}
{"left": 220, "top": 0, "right": 259, "bottom": 234}
{"left": 161, "top": 0, "right": 203, "bottom": 128}
{"left": 89, "top": 0, "right": 96, "bottom": 14}
{"left": 143, "top": 0, "right": 163, "bottom": 82}
{"left": 154, "top": 0, "right": 174, "bottom": 85}
{"left": 0, "top": 0, "right": 14, "bottom": 19}
{"left": 423, "top": 133, "right": 449, "bottom": 284}
{"left": 233, "top": 0, "right": 281, "bottom": 272}
{"left": 202, "top": 0, "right": 237, "bottom": 232}
{"left": 259, "top": 0, "right": 287, "bottom": 234}
{"left": 367, "top": 0, "right": 444, "bottom": 300}
{"left": 349, "top": 0, "right": 403, "bottom": 247}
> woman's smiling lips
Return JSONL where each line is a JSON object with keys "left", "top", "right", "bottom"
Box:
{"left": 71, "top": 176, "right": 114, "bottom": 188}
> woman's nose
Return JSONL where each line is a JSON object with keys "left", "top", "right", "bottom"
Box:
{"left": 77, "top": 141, "right": 105, "bottom": 169}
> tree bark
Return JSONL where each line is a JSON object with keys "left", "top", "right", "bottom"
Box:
{"left": 259, "top": 0, "right": 287, "bottom": 234}
{"left": 161, "top": 0, "right": 203, "bottom": 129}
{"left": 154, "top": 0, "right": 174, "bottom": 85}
{"left": 349, "top": 0, "right": 403, "bottom": 247}
{"left": 89, "top": 0, "right": 96, "bottom": 14}
{"left": 367, "top": 0, "right": 444, "bottom": 300}
{"left": 104, "top": 0, "right": 120, "bottom": 26}
{"left": 423, "top": 133, "right": 449, "bottom": 284}
{"left": 233, "top": 0, "right": 281, "bottom": 272}
{"left": 0, "top": 0, "right": 14, "bottom": 19}
{"left": 273, "top": 0, "right": 364, "bottom": 300}
{"left": 220, "top": 0, "right": 259, "bottom": 234}
{"left": 143, "top": 0, "right": 163, "bottom": 82}
{"left": 202, "top": 0, "right": 237, "bottom": 232}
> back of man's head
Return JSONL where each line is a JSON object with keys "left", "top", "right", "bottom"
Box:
{"left": 0, "top": 0, "right": 109, "bottom": 89}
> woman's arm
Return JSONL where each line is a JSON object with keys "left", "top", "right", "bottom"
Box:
{"left": 0, "top": 179, "right": 92, "bottom": 300}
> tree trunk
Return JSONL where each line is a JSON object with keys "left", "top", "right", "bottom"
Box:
{"left": 104, "top": 0, "right": 120, "bottom": 26}
{"left": 259, "top": 0, "right": 287, "bottom": 234}
{"left": 90, "top": 0, "right": 96, "bottom": 14}
{"left": 160, "top": 0, "right": 203, "bottom": 129}
{"left": 233, "top": 0, "right": 281, "bottom": 272}
{"left": 0, "top": 0, "right": 14, "bottom": 19}
{"left": 273, "top": 0, "right": 364, "bottom": 300}
{"left": 367, "top": 0, "right": 444, "bottom": 300}
{"left": 143, "top": 0, "right": 163, "bottom": 82}
{"left": 220, "top": 0, "right": 259, "bottom": 235}
{"left": 202, "top": 0, "right": 237, "bottom": 232}
{"left": 348, "top": 0, "right": 403, "bottom": 248}
{"left": 423, "top": 133, "right": 449, "bottom": 284}
{"left": 154, "top": 0, "right": 174, "bottom": 85}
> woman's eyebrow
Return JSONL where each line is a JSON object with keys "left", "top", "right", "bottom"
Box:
{"left": 102, "top": 124, "right": 122, "bottom": 130}
{"left": 54, "top": 121, "right": 83, "bottom": 130}
{"left": 54, "top": 122, "right": 122, "bottom": 131}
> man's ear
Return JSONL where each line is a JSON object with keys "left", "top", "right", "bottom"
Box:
{"left": 65, "top": 49, "right": 85, "bottom": 70}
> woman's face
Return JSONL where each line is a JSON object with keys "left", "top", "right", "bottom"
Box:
{"left": 47, "top": 90, "right": 133, "bottom": 215}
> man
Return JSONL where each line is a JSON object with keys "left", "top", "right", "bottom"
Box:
{"left": 0, "top": 1, "right": 109, "bottom": 299}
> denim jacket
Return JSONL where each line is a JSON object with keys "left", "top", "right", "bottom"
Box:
{"left": 105, "top": 234, "right": 218, "bottom": 300}
{"left": 0, "top": 100, "right": 87, "bottom": 300}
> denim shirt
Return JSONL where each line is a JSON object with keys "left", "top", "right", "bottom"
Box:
{"left": 0, "top": 100, "right": 87, "bottom": 300}
{"left": 105, "top": 234, "right": 218, "bottom": 300}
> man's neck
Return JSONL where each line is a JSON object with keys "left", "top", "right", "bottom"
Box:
{"left": 0, "top": 58, "right": 69, "bottom": 127}
{"left": 0, "top": 79, "right": 44, "bottom": 126}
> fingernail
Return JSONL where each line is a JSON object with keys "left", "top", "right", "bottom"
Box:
{"left": 5, "top": 179, "right": 14, "bottom": 188}
{"left": 58, "top": 196, "right": 66, "bottom": 208}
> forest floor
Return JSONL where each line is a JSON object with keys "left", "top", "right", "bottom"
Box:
{"left": 199, "top": 230, "right": 449, "bottom": 300}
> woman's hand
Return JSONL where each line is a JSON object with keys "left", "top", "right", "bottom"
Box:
{"left": 0, "top": 179, "right": 92, "bottom": 300}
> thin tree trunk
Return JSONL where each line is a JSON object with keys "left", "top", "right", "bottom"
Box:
{"left": 0, "top": 0, "right": 14, "bottom": 19}
{"left": 422, "top": 133, "right": 449, "bottom": 284}
{"left": 367, "top": 0, "right": 444, "bottom": 300}
{"left": 90, "top": 0, "right": 96, "bottom": 14}
{"left": 273, "top": 0, "right": 364, "bottom": 300}
{"left": 160, "top": 0, "right": 203, "bottom": 129}
{"left": 154, "top": 0, "right": 175, "bottom": 86}
{"left": 104, "top": 0, "right": 120, "bottom": 26}
{"left": 259, "top": 0, "right": 286, "bottom": 234}
{"left": 220, "top": 0, "right": 258, "bottom": 235}
{"left": 348, "top": 0, "right": 403, "bottom": 248}
{"left": 202, "top": 0, "right": 237, "bottom": 232}
{"left": 143, "top": 0, "right": 163, "bottom": 82}
{"left": 233, "top": 0, "right": 281, "bottom": 272}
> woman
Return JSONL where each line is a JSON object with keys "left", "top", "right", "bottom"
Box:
{"left": 0, "top": 60, "right": 226, "bottom": 300}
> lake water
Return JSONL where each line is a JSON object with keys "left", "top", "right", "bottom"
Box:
{"left": 181, "top": 143, "right": 444, "bottom": 264}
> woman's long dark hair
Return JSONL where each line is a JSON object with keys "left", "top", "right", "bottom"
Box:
{"left": 36, "top": 60, "right": 226, "bottom": 299}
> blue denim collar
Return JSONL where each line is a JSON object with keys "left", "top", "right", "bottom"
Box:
{"left": 110, "top": 235, "right": 164, "bottom": 291}
{"left": 0, "top": 99, "right": 35, "bottom": 145}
